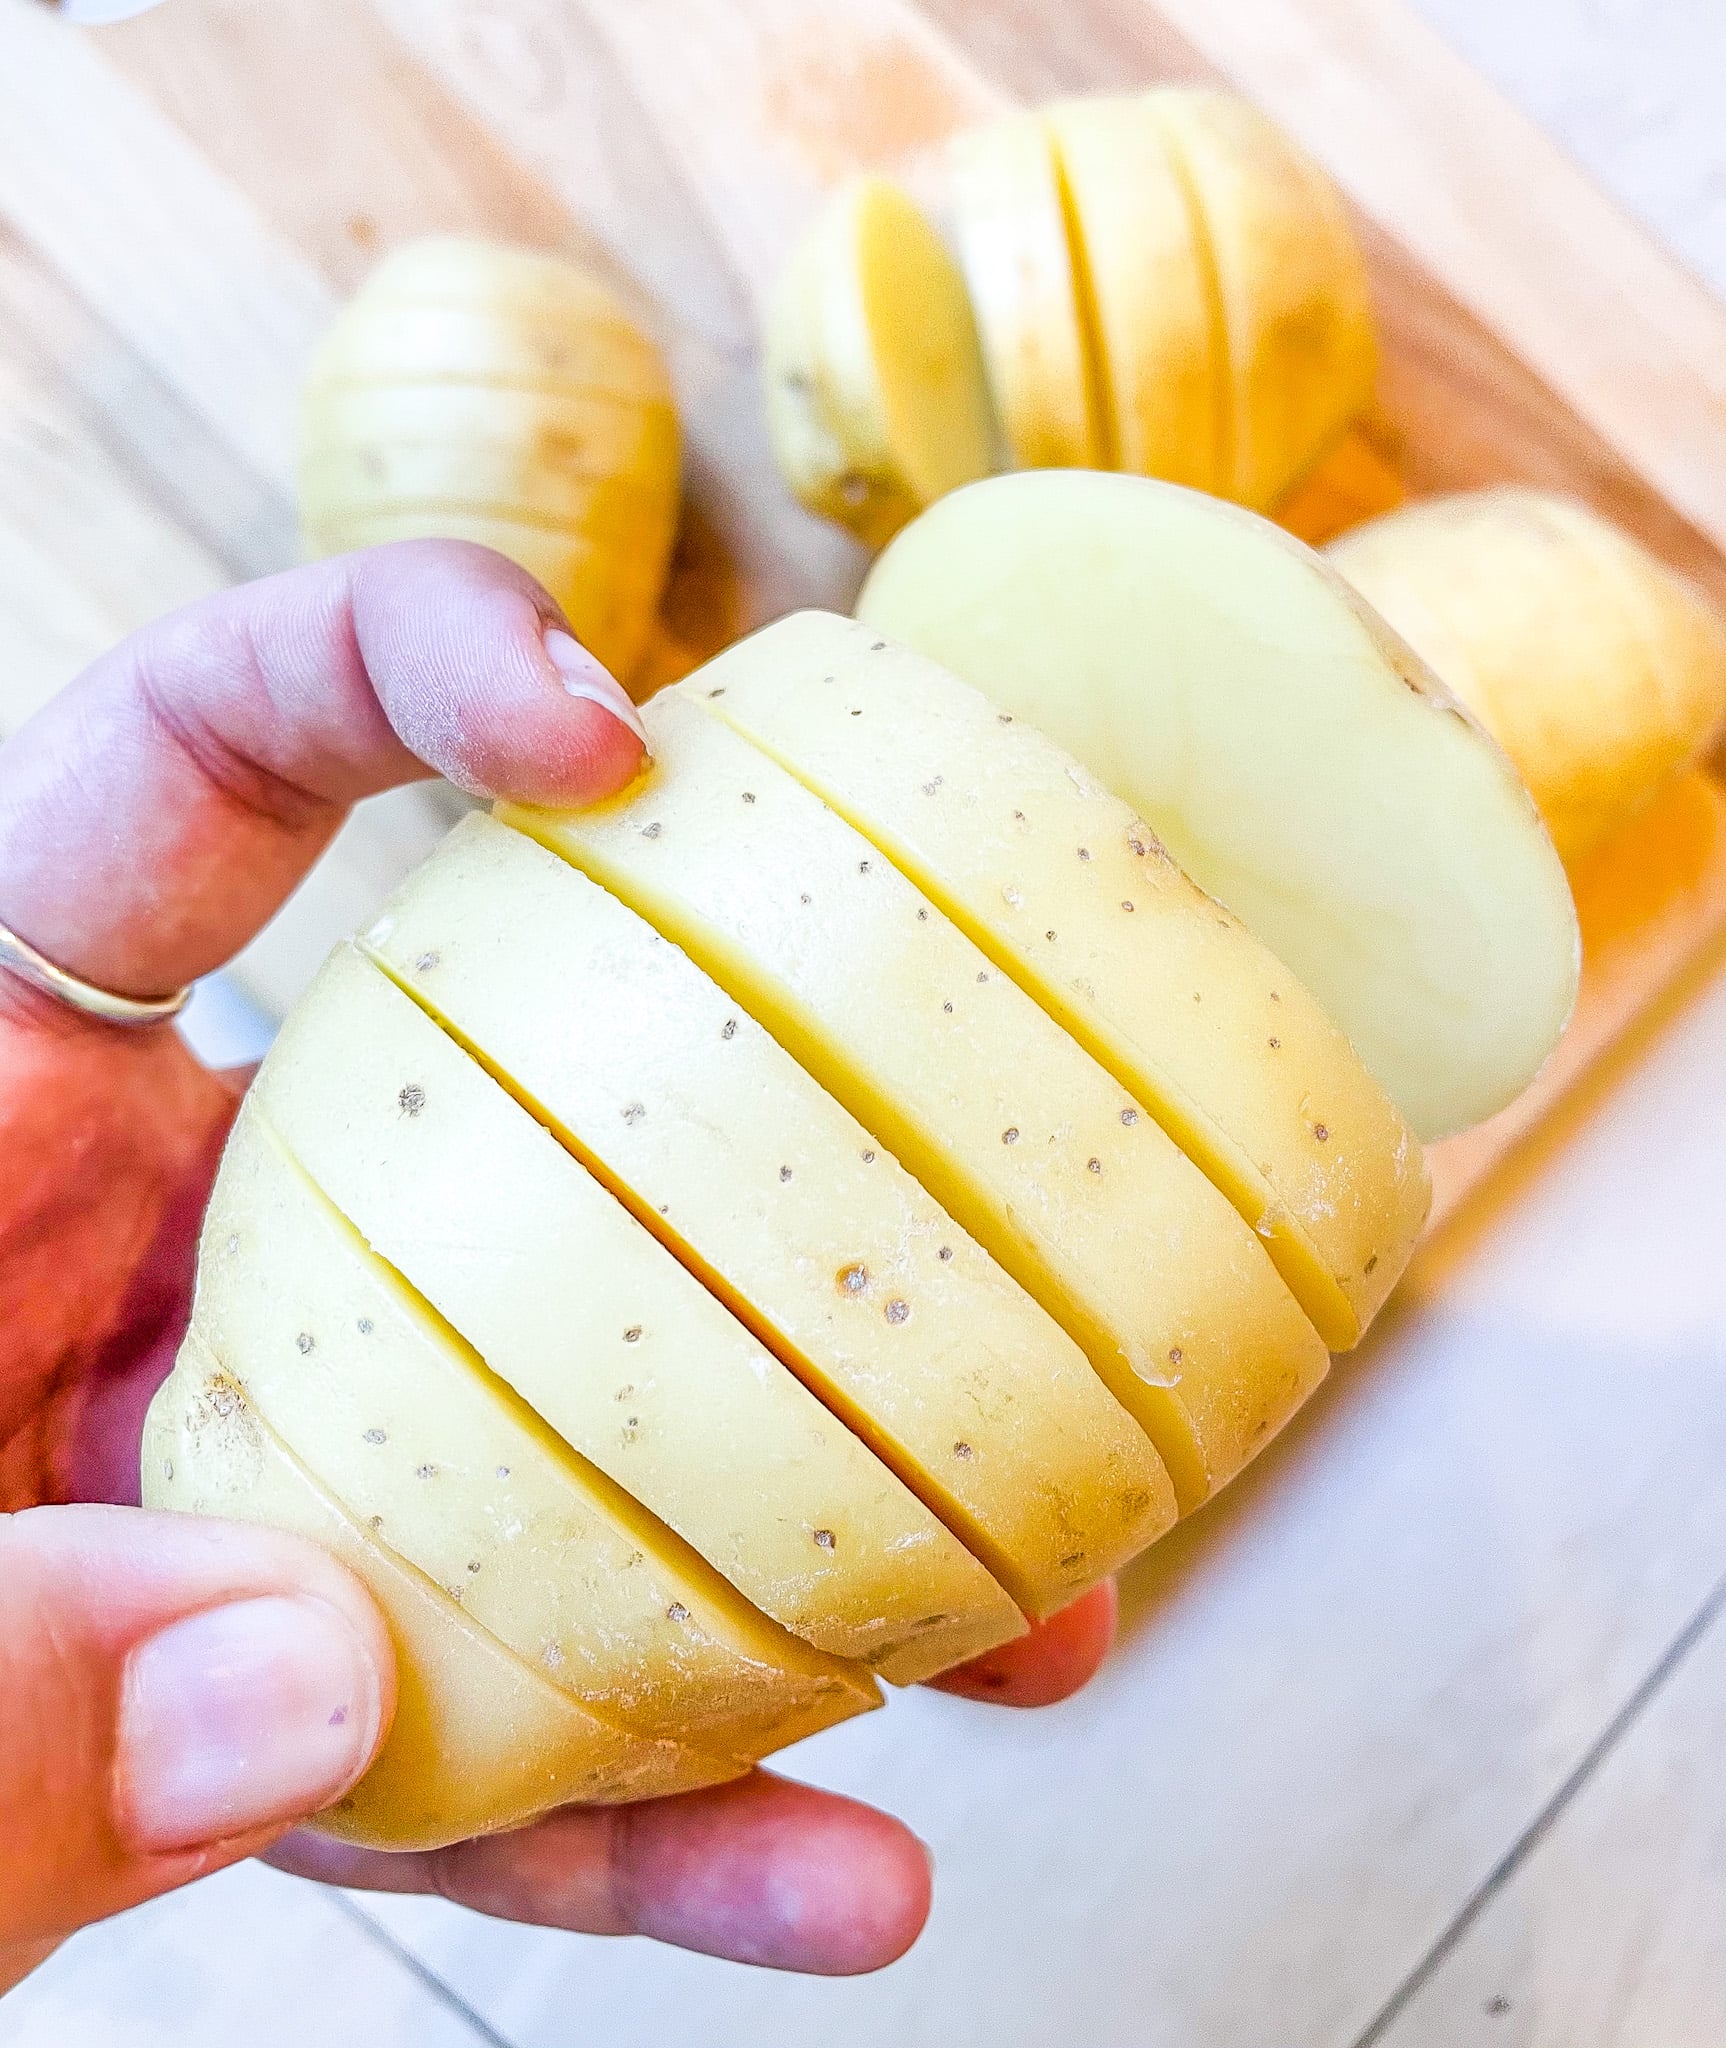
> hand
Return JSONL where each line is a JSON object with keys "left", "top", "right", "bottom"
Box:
{"left": 0, "top": 543, "right": 1119, "bottom": 1988}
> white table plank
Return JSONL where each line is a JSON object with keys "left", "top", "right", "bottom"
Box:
{"left": 1371, "top": 1578, "right": 1726, "bottom": 2045}
{"left": 0, "top": 1863, "right": 505, "bottom": 2048}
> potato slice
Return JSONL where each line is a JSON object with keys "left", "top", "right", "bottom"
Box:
{"left": 1329, "top": 489, "right": 1726, "bottom": 865}
{"left": 859, "top": 471, "right": 1580, "bottom": 1141}
{"left": 763, "top": 176, "right": 993, "bottom": 548}
{"left": 194, "top": 1106, "right": 878, "bottom": 1749}
{"left": 145, "top": 1345, "right": 741, "bottom": 1851}
{"left": 300, "top": 386, "right": 680, "bottom": 533}
{"left": 951, "top": 110, "right": 1104, "bottom": 470}
{"left": 1152, "top": 90, "right": 1376, "bottom": 510}
{"left": 1045, "top": 96, "right": 1220, "bottom": 491}
{"left": 693, "top": 612, "right": 1426, "bottom": 1348}
{"left": 365, "top": 810, "right": 1160, "bottom": 1630}
{"left": 254, "top": 944, "right": 980, "bottom": 1678}
{"left": 504, "top": 695, "right": 1327, "bottom": 1514}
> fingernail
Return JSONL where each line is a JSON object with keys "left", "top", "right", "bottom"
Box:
{"left": 543, "top": 627, "right": 649, "bottom": 749}
{"left": 117, "top": 1596, "right": 385, "bottom": 1853}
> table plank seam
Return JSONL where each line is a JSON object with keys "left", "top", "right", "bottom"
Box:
{"left": 1350, "top": 1551, "right": 1726, "bottom": 2048}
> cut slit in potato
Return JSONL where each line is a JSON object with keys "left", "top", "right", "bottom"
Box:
{"left": 193, "top": 1104, "right": 880, "bottom": 1752}
{"left": 763, "top": 175, "right": 994, "bottom": 549}
{"left": 691, "top": 610, "right": 1428, "bottom": 1351}
{"left": 859, "top": 472, "right": 1581, "bottom": 1142}
{"left": 950, "top": 110, "right": 1104, "bottom": 471}
{"left": 1045, "top": 96, "right": 1220, "bottom": 492}
{"left": 503, "top": 692, "right": 1330, "bottom": 1516}
{"left": 364, "top": 809, "right": 1155, "bottom": 1629}
{"left": 146, "top": 1343, "right": 744, "bottom": 1850}
{"left": 252, "top": 945, "right": 1003, "bottom": 1679}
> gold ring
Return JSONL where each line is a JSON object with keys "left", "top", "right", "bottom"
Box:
{"left": 0, "top": 919, "right": 193, "bottom": 1027}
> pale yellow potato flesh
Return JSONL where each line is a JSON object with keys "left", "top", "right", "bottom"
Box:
{"left": 1152, "top": 90, "right": 1376, "bottom": 511}
{"left": 694, "top": 612, "right": 1427, "bottom": 1350}
{"left": 860, "top": 471, "right": 1580, "bottom": 1141}
{"left": 951, "top": 110, "right": 1104, "bottom": 470}
{"left": 1045, "top": 96, "right": 1221, "bottom": 491}
{"left": 254, "top": 944, "right": 985, "bottom": 1676}
{"left": 764, "top": 176, "right": 993, "bottom": 548}
{"left": 194, "top": 1106, "right": 879, "bottom": 1750}
{"left": 504, "top": 695, "right": 1327, "bottom": 1514}
{"left": 145, "top": 1343, "right": 742, "bottom": 1851}
{"left": 365, "top": 809, "right": 1165, "bottom": 1626}
{"left": 1329, "top": 489, "right": 1726, "bottom": 865}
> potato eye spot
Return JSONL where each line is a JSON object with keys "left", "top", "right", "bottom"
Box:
{"left": 397, "top": 1083, "right": 426, "bottom": 1117}
{"left": 884, "top": 1299, "right": 911, "bottom": 1325}
{"left": 838, "top": 1263, "right": 869, "bottom": 1294}
{"left": 813, "top": 1528, "right": 837, "bottom": 1550}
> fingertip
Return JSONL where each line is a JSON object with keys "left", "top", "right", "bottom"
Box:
{"left": 346, "top": 541, "right": 649, "bottom": 810}
{"left": 927, "top": 1577, "right": 1118, "bottom": 1708}
{"left": 620, "top": 1772, "right": 933, "bottom": 1975}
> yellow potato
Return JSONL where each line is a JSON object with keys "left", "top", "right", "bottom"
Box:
{"left": 1151, "top": 90, "right": 1377, "bottom": 510}
{"left": 505, "top": 691, "right": 1328, "bottom": 1515}
{"left": 695, "top": 611, "right": 1427, "bottom": 1351}
{"left": 1328, "top": 489, "right": 1726, "bottom": 864}
{"left": 859, "top": 472, "right": 1579, "bottom": 1141}
{"left": 194, "top": 1106, "right": 880, "bottom": 1752}
{"left": 1045, "top": 96, "right": 1221, "bottom": 491}
{"left": 145, "top": 1345, "right": 743, "bottom": 1851}
{"left": 763, "top": 176, "right": 993, "bottom": 548}
{"left": 364, "top": 810, "right": 1159, "bottom": 1632}
{"left": 300, "top": 235, "right": 680, "bottom": 684}
{"left": 950, "top": 109, "right": 1104, "bottom": 469}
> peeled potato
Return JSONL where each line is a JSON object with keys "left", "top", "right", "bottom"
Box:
{"left": 859, "top": 471, "right": 1580, "bottom": 1141}
{"left": 764, "top": 176, "right": 993, "bottom": 548}
{"left": 301, "top": 236, "right": 681, "bottom": 684}
{"left": 1329, "top": 489, "right": 1726, "bottom": 865}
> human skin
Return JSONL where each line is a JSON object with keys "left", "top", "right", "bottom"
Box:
{"left": 0, "top": 541, "right": 1117, "bottom": 1991}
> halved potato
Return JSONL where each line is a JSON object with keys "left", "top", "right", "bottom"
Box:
{"left": 1329, "top": 489, "right": 1726, "bottom": 864}
{"left": 763, "top": 176, "right": 993, "bottom": 548}
{"left": 858, "top": 471, "right": 1580, "bottom": 1140}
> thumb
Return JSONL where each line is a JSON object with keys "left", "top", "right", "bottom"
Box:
{"left": 0, "top": 1503, "right": 394, "bottom": 1985}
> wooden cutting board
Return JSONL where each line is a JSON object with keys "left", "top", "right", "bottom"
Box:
{"left": 3, "top": 0, "right": 1726, "bottom": 1228}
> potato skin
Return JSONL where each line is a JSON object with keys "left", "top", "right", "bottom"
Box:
{"left": 1330, "top": 488, "right": 1726, "bottom": 865}
{"left": 300, "top": 236, "right": 680, "bottom": 687}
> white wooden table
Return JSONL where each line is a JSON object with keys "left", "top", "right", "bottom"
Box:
{"left": 7, "top": 3, "right": 1726, "bottom": 2044}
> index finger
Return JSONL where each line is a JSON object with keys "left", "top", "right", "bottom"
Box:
{"left": 0, "top": 541, "right": 645, "bottom": 1006}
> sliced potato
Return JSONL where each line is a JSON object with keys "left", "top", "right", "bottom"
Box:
{"left": 300, "top": 389, "right": 679, "bottom": 533}
{"left": 254, "top": 945, "right": 982, "bottom": 1677}
{"left": 504, "top": 693, "right": 1328, "bottom": 1515}
{"left": 145, "top": 1344, "right": 742, "bottom": 1850}
{"left": 195, "top": 1106, "right": 879, "bottom": 1748}
{"left": 304, "top": 295, "right": 671, "bottom": 410}
{"left": 950, "top": 110, "right": 1103, "bottom": 469}
{"left": 1045, "top": 96, "right": 1220, "bottom": 490}
{"left": 764, "top": 176, "right": 993, "bottom": 548}
{"left": 1329, "top": 489, "right": 1726, "bottom": 864}
{"left": 1152, "top": 90, "right": 1376, "bottom": 510}
{"left": 694, "top": 611, "right": 1427, "bottom": 1349}
{"left": 365, "top": 809, "right": 1159, "bottom": 1628}
{"left": 858, "top": 471, "right": 1580, "bottom": 1140}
